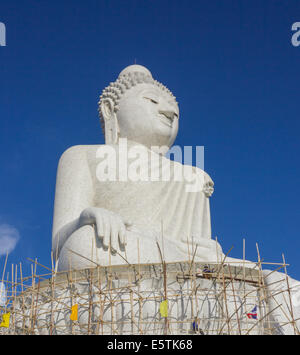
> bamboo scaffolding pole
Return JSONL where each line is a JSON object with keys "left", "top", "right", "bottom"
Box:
{"left": 12, "top": 264, "right": 17, "bottom": 334}
{"left": 191, "top": 242, "right": 199, "bottom": 334}
{"left": 242, "top": 239, "right": 250, "bottom": 331}
{"left": 221, "top": 261, "right": 231, "bottom": 334}
{"left": 107, "top": 241, "right": 115, "bottom": 335}
{"left": 32, "top": 276, "right": 41, "bottom": 334}
{"left": 282, "top": 253, "right": 299, "bottom": 335}
{"left": 50, "top": 261, "right": 55, "bottom": 335}
{"left": 67, "top": 264, "right": 74, "bottom": 335}
{"left": 27, "top": 258, "right": 54, "bottom": 273}
{"left": 228, "top": 264, "right": 242, "bottom": 335}
{"left": 256, "top": 243, "right": 271, "bottom": 334}
{"left": 137, "top": 238, "right": 143, "bottom": 335}
{"left": 19, "top": 262, "right": 26, "bottom": 334}
{"left": 97, "top": 266, "right": 104, "bottom": 335}
{"left": 156, "top": 240, "right": 169, "bottom": 335}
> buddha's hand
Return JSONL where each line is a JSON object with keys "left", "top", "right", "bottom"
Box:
{"left": 79, "top": 207, "right": 132, "bottom": 254}
{"left": 203, "top": 178, "right": 214, "bottom": 198}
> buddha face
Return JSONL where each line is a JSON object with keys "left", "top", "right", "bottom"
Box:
{"left": 116, "top": 83, "right": 179, "bottom": 151}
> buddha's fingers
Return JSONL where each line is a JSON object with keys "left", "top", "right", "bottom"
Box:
{"left": 95, "top": 215, "right": 104, "bottom": 240}
{"left": 102, "top": 218, "right": 111, "bottom": 249}
{"left": 124, "top": 219, "right": 133, "bottom": 231}
{"left": 118, "top": 223, "right": 126, "bottom": 246}
{"left": 110, "top": 221, "right": 119, "bottom": 255}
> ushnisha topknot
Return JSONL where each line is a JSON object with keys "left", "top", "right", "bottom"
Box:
{"left": 98, "top": 65, "right": 177, "bottom": 129}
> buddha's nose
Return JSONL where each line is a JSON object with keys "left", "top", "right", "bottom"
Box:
{"left": 159, "top": 110, "right": 177, "bottom": 121}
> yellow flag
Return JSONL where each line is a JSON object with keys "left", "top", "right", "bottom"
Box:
{"left": 70, "top": 304, "right": 78, "bottom": 321}
{"left": 0, "top": 312, "right": 10, "bottom": 328}
{"left": 160, "top": 300, "right": 168, "bottom": 317}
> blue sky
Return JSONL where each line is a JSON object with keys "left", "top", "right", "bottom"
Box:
{"left": 0, "top": 0, "right": 299, "bottom": 279}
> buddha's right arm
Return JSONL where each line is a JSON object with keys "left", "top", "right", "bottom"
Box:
{"left": 52, "top": 146, "right": 94, "bottom": 259}
{"left": 51, "top": 208, "right": 100, "bottom": 259}
{"left": 52, "top": 146, "right": 130, "bottom": 259}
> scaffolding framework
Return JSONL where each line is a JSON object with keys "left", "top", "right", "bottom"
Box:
{"left": 0, "top": 242, "right": 299, "bottom": 335}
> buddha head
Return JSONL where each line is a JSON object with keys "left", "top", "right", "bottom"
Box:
{"left": 98, "top": 65, "right": 179, "bottom": 154}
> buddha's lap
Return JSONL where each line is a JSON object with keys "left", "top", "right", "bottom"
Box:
{"left": 57, "top": 225, "right": 185, "bottom": 269}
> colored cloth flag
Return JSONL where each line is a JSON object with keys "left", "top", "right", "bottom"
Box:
{"left": 70, "top": 304, "right": 78, "bottom": 321}
{"left": 0, "top": 312, "right": 10, "bottom": 328}
{"left": 160, "top": 300, "right": 168, "bottom": 317}
{"left": 247, "top": 306, "right": 257, "bottom": 320}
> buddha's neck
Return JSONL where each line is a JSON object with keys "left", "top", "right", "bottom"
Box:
{"left": 118, "top": 138, "right": 170, "bottom": 156}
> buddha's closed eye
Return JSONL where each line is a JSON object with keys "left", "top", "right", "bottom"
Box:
{"left": 143, "top": 96, "right": 159, "bottom": 104}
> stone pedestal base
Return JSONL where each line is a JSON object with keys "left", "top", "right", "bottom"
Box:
{"left": 6, "top": 261, "right": 280, "bottom": 335}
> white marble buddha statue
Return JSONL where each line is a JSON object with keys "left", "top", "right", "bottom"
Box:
{"left": 52, "top": 65, "right": 224, "bottom": 271}
{"left": 49, "top": 65, "right": 300, "bottom": 335}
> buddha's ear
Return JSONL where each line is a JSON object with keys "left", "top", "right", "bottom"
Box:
{"left": 100, "top": 98, "right": 120, "bottom": 144}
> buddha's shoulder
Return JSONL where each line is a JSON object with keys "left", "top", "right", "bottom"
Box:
{"left": 186, "top": 164, "right": 214, "bottom": 184}
{"left": 58, "top": 144, "right": 106, "bottom": 164}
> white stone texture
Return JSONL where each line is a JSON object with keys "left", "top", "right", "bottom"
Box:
{"left": 52, "top": 65, "right": 224, "bottom": 271}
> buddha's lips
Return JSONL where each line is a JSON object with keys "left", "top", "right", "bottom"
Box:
{"left": 157, "top": 113, "right": 173, "bottom": 127}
